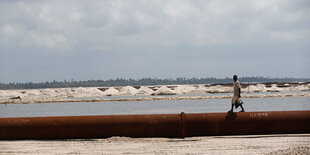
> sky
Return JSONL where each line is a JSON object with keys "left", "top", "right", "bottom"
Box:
{"left": 0, "top": 0, "right": 309, "bottom": 83}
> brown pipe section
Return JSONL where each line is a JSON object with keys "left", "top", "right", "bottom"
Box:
{"left": 0, "top": 111, "right": 309, "bottom": 140}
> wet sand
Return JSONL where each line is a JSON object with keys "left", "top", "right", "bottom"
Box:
{"left": 0, "top": 134, "right": 309, "bottom": 154}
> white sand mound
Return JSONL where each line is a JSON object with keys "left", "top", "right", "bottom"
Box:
{"left": 295, "top": 85, "right": 309, "bottom": 91}
{"left": 119, "top": 86, "right": 139, "bottom": 96}
{"left": 246, "top": 85, "right": 261, "bottom": 93}
{"left": 71, "top": 87, "right": 103, "bottom": 97}
{"left": 205, "top": 85, "right": 231, "bottom": 93}
{"left": 136, "top": 86, "right": 154, "bottom": 96}
{"left": 0, "top": 91, "right": 4, "bottom": 98}
{"left": 290, "top": 86, "right": 299, "bottom": 91}
{"left": 174, "top": 85, "right": 198, "bottom": 94}
{"left": 70, "top": 87, "right": 87, "bottom": 97}
{"left": 39, "top": 89, "right": 56, "bottom": 96}
{"left": 154, "top": 86, "right": 176, "bottom": 95}
{"left": 0, "top": 90, "right": 16, "bottom": 98}
{"left": 256, "top": 84, "right": 267, "bottom": 92}
{"left": 82, "top": 87, "right": 104, "bottom": 97}
{"left": 267, "top": 84, "right": 281, "bottom": 92}
{"left": 10, "top": 91, "right": 25, "bottom": 98}
{"left": 196, "top": 84, "right": 209, "bottom": 92}
{"left": 102, "top": 87, "right": 119, "bottom": 96}
{"left": 53, "top": 88, "right": 69, "bottom": 96}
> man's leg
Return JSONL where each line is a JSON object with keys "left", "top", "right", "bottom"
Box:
{"left": 238, "top": 98, "right": 245, "bottom": 112}
{"left": 239, "top": 104, "right": 245, "bottom": 112}
{"left": 229, "top": 97, "right": 235, "bottom": 113}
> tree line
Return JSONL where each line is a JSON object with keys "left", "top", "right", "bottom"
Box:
{"left": 0, "top": 77, "right": 309, "bottom": 90}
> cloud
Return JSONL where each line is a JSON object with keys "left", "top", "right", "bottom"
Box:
{"left": 22, "top": 31, "right": 68, "bottom": 48}
{"left": 1, "top": 0, "right": 309, "bottom": 50}
{"left": 0, "top": 0, "right": 309, "bottom": 82}
{"left": 270, "top": 30, "right": 310, "bottom": 41}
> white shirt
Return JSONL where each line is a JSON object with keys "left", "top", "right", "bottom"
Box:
{"left": 233, "top": 80, "right": 241, "bottom": 97}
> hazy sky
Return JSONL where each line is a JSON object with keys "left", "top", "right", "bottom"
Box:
{"left": 1, "top": 0, "right": 309, "bottom": 83}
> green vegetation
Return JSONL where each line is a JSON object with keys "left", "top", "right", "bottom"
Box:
{"left": 0, "top": 77, "right": 309, "bottom": 90}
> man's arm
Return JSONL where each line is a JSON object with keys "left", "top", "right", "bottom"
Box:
{"left": 238, "top": 88, "right": 241, "bottom": 98}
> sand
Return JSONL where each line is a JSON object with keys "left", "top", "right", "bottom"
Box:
{"left": 0, "top": 134, "right": 309, "bottom": 154}
{"left": 1, "top": 83, "right": 309, "bottom": 104}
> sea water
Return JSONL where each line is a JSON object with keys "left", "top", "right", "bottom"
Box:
{"left": 0, "top": 97, "right": 309, "bottom": 118}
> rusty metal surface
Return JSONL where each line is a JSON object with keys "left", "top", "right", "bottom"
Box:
{"left": 0, "top": 111, "right": 309, "bottom": 140}
{"left": 185, "top": 111, "right": 310, "bottom": 137}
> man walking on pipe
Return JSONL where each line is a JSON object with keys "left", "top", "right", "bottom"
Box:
{"left": 228, "top": 75, "right": 245, "bottom": 113}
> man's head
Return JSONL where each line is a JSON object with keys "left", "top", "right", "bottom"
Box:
{"left": 233, "top": 75, "right": 237, "bottom": 82}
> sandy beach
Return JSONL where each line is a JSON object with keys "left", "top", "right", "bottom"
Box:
{"left": 0, "top": 134, "right": 309, "bottom": 154}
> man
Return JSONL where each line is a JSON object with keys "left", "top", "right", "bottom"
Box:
{"left": 228, "top": 75, "right": 245, "bottom": 113}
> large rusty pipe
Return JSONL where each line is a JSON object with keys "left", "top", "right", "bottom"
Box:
{"left": 0, "top": 111, "right": 309, "bottom": 140}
